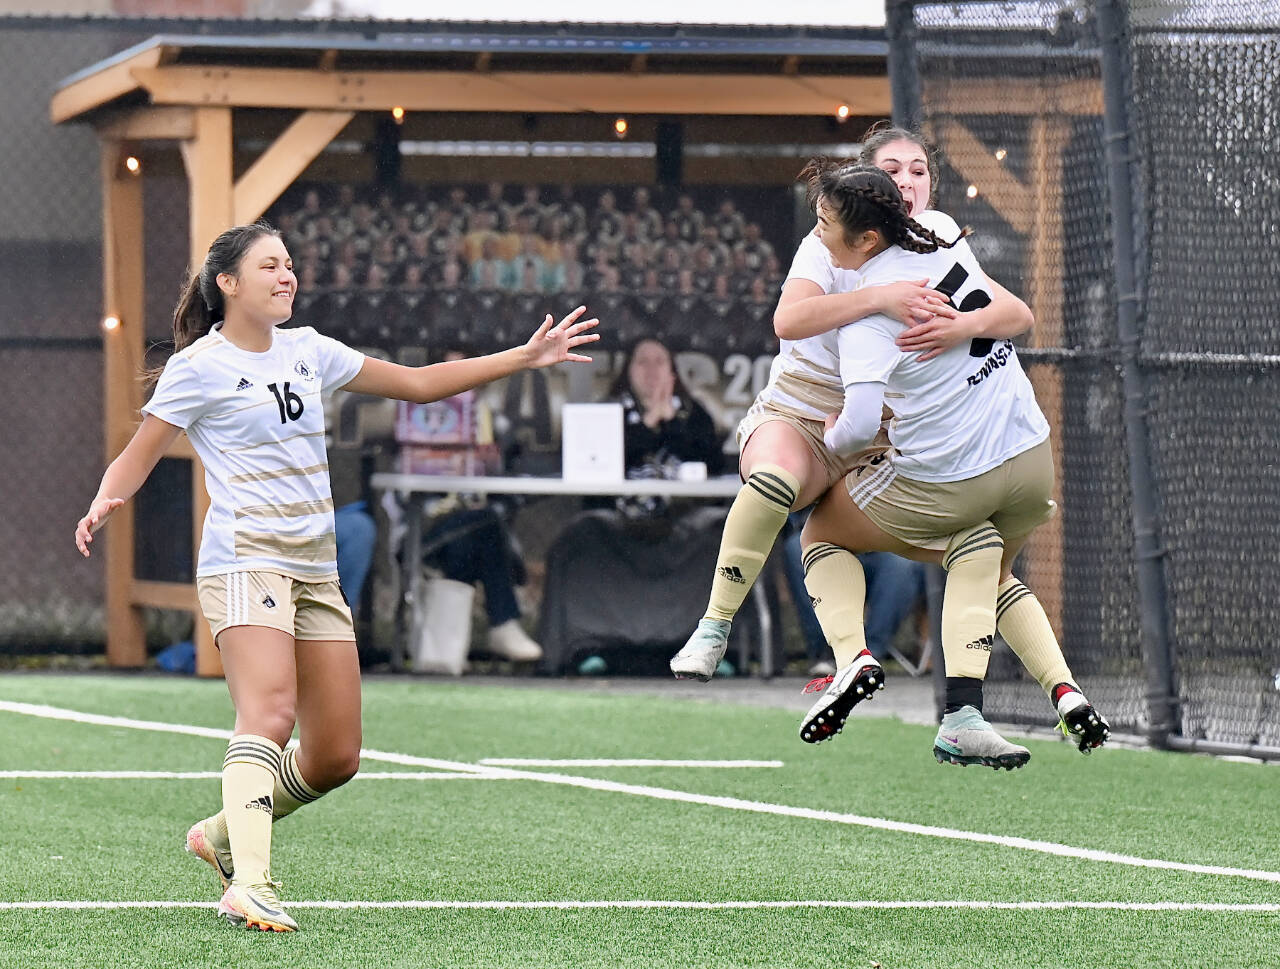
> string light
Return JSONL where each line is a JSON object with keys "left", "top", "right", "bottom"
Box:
{"left": 391, "top": 106, "right": 405, "bottom": 124}
{"left": 835, "top": 103, "right": 851, "bottom": 122}
{"left": 124, "top": 156, "right": 141, "bottom": 175}
{"left": 613, "top": 117, "right": 629, "bottom": 138}
{"left": 994, "top": 148, "right": 1007, "bottom": 161}
{"left": 102, "top": 316, "right": 120, "bottom": 331}
{"left": 966, "top": 184, "right": 980, "bottom": 199}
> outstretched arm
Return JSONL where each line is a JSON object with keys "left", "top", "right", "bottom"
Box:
{"left": 896, "top": 276, "right": 1033, "bottom": 361}
{"left": 342, "top": 305, "right": 600, "bottom": 403}
{"left": 75, "top": 415, "right": 183, "bottom": 557}
{"left": 774, "top": 277, "right": 957, "bottom": 342}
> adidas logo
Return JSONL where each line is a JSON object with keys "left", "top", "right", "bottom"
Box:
{"left": 235, "top": 377, "right": 253, "bottom": 391}
{"left": 718, "top": 565, "right": 746, "bottom": 584}
{"left": 965, "top": 634, "right": 994, "bottom": 652}
{"left": 809, "top": 595, "right": 822, "bottom": 608}
{"left": 262, "top": 593, "right": 277, "bottom": 609}
{"left": 245, "top": 794, "right": 273, "bottom": 813}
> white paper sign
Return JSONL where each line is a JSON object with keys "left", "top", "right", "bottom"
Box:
{"left": 561, "top": 403, "right": 625, "bottom": 482}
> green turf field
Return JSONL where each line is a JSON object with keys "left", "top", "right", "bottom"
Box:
{"left": 0, "top": 673, "right": 1276, "bottom": 969}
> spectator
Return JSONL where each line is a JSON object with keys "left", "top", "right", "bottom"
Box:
{"left": 735, "top": 222, "right": 776, "bottom": 273}
{"left": 668, "top": 192, "right": 704, "bottom": 246}
{"left": 462, "top": 210, "right": 500, "bottom": 265}
{"left": 538, "top": 336, "right": 728, "bottom": 675}
{"left": 470, "top": 235, "right": 516, "bottom": 291}
{"left": 588, "top": 189, "right": 624, "bottom": 243}
{"left": 712, "top": 197, "right": 747, "bottom": 246}
{"left": 631, "top": 186, "right": 665, "bottom": 239}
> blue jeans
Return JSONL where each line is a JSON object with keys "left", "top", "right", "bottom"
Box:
{"left": 335, "top": 500, "right": 378, "bottom": 609}
{"left": 423, "top": 507, "right": 523, "bottom": 627}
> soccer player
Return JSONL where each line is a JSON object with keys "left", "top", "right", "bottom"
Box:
{"left": 796, "top": 162, "right": 1104, "bottom": 768}
{"left": 670, "top": 125, "right": 1107, "bottom": 759}
{"left": 74, "top": 221, "right": 599, "bottom": 931}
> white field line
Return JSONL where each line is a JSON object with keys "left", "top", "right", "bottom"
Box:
{"left": 478, "top": 759, "right": 783, "bottom": 768}
{"left": 5, "top": 700, "right": 1279, "bottom": 885}
{"left": 0, "top": 771, "right": 496, "bottom": 780}
{"left": 2, "top": 899, "right": 1279, "bottom": 913}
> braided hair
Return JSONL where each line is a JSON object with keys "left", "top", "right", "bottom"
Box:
{"left": 797, "top": 159, "right": 967, "bottom": 255}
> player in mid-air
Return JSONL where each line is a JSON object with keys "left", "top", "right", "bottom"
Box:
{"left": 795, "top": 161, "right": 1104, "bottom": 767}
{"left": 670, "top": 124, "right": 1108, "bottom": 759}
{"left": 75, "top": 220, "right": 598, "bottom": 931}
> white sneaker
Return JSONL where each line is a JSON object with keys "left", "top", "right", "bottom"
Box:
{"left": 669, "top": 618, "right": 732, "bottom": 681}
{"left": 486, "top": 619, "right": 542, "bottom": 662}
{"left": 798, "top": 652, "right": 884, "bottom": 743}
{"left": 933, "top": 705, "right": 1030, "bottom": 770}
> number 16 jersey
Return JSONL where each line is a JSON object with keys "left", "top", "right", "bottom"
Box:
{"left": 142, "top": 324, "right": 366, "bottom": 581}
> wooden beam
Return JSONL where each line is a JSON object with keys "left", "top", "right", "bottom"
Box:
{"left": 923, "top": 77, "right": 1101, "bottom": 117}
{"left": 132, "top": 580, "right": 199, "bottom": 611}
{"left": 179, "top": 106, "right": 234, "bottom": 679}
{"left": 1021, "top": 116, "right": 1073, "bottom": 640}
{"left": 234, "top": 110, "right": 355, "bottom": 225}
{"left": 180, "top": 107, "right": 234, "bottom": 266}
{"left": 100, "top": 140, "right": 146, "bottom": 669}
{"left": 95, "top": 106, "right": 195, "bottom": 142}
{"left": 131, "top": 66, "right": 889, "bottom": 117}
{"left": 318, "top": 49, "right": 339, "bottom": 72}
{"left": 50, "top": 46, "right": 163, "bottom": 124}
{"left": 934, "top": 119, "right": 1034, "bottom": 235}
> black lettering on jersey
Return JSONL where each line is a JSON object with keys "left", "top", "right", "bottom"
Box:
{"left": 934, "top": 263, "right": 995, "bottom": 357}
{"left": 267, "top": 381, "right": 305, "bottom": 424}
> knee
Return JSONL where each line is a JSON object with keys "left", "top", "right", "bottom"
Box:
{"left": 309, "top": 745, "right": 361, "bottom": 792}
{"left": 238, "top": 698, "right": 297, "bottom": 748}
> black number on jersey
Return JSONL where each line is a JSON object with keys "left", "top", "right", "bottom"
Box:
{"left": 267, "top": 382, "right": 305, "bottom": 424}
{"left": 933, "top": 263, "right": 995, "bottom": 357}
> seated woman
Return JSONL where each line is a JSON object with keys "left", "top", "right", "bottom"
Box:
{"left": 539, "top": 337, "right": 730, "bottom": 675}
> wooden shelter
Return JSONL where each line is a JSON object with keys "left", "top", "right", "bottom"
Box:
{"left": 51, "top": 29, "right": 891, "bottom": 676}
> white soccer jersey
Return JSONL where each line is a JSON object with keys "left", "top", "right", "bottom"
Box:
{"left": 142, "top": 324, "right": 366, "bottom": 580}
{"left": 835, "top": 213, "right": 1049, "bottom": 483}
{"left": 756, "top": 232, "right": 861, "bottom": 420}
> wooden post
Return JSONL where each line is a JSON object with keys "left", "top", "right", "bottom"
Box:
{"left": 1023, "top": 116, "right": 1071, "bottom": 639}
{"left": 100, "top": 140, "right": 147, "bottom": 667}
{"left": 181, "top": 106, "right": 235, "bottom": 678}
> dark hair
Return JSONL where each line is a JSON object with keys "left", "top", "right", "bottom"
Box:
{"left": 857, "top": 120, "right": 940, "bottom": 208}
{"left": 797, "top": 160, "right": 965, "bottom": 255}
{"left": 171, "top": 220, "right": 281, "bottom": 354}
{"left": 608, "top": 336, "right": 694, "bottom": 401}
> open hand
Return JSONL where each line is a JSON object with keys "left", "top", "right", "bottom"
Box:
{"left": 75, "top": 497, "right": 125, "bottom": 558}
{"left": 897, "top": 310, "right": 985, "bottom": 361}
{"left": 522, "top": 305, "right": 600, "bottom": 369}
{"left": 880, "top": 279, "right": 958, "bottom": 327}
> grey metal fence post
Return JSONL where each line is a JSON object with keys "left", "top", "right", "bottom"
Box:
{"left": 885, "top": 0, "right": 922, "bottom": 130}
{"left": 1095, "top": 0, "right": 1179, "bottom": 746}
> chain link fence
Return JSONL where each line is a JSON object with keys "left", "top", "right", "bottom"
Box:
{"left": 893, "top": 0, "right": 1280, "bottom": 755}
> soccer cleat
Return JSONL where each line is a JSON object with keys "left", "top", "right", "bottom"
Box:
{"left": 669, "top": 618, "right": 732, "bottom": 681}
{"left": 186, "top": 817, "right": 234, "bottom": 891}
{"left": 1054, "top": 685, "right": 1111, "bottom": 754}
{"left": 932, "top": 705, "right": 1031, "bottom": 770}
{"left": 218, "top": 881, "right": 299, "bottom": 933}
{"left": 799, "top": 652, "right": 885, "bottom": 743}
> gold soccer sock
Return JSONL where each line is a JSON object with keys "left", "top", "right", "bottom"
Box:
{"left": 940, "top": 523, "right": 1004, "bottom": 711}
{"left": 221, "top": 734, "right": 282, "bottom": 886}
{"left": 996, "top": 576, "right": 1076, "bottom": 696}
{"left": 801, "top": 542, "right": 868, "bottom": 668}
{"left": 211, "top": 746, "right": 324, "bottom": 845}
{"left": 704, "top": 465, "right": 799, "bottom": 623}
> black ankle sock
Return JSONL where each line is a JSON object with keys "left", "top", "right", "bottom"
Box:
{"left": 944, "top": 677, "right": 984, "bottom": 714}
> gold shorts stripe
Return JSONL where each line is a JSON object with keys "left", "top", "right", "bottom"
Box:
{"left": 235, "top": 498, "right": 334, "bottom": 520}
{"left": 228, "top": 463, "right": 329, "bottom": 485}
